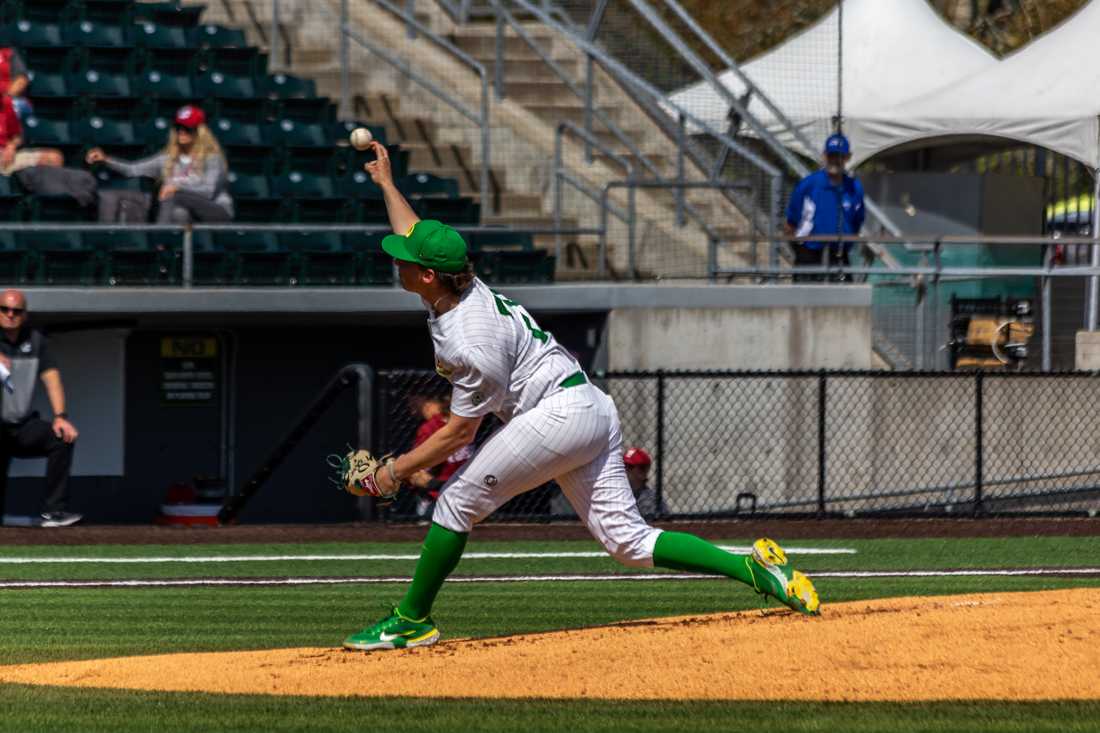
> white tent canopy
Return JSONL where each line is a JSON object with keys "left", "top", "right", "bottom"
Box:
{"left": 852, "top": 0, "right": 1100, "bottom": 169}
{"left": 668, "top": 0, "right": 998, "bottom": 162}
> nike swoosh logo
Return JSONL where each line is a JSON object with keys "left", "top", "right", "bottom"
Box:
{"left": 379, "top": 630, "right": 414, "bottom": 642}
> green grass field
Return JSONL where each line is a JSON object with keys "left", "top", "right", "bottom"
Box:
{"left": 0, "top": 534, "right": 1097, "bottom": 732}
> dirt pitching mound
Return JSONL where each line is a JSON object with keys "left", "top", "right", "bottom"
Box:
{"left": 1, "top": 589, "right": 1097, "bottom": 701}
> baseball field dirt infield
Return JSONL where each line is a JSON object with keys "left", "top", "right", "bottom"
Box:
{"left": 2, "top": 588, "right": 1096, "bottom": 702}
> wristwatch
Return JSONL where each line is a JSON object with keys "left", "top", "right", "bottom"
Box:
{"left": 55, "top": 412, "right": 68, "bottom": 419}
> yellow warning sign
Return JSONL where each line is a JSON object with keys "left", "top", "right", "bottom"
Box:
{"left": 160, "top": 337, "right": 218, "bottom": 359}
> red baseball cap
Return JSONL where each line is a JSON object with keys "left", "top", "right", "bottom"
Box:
{"left": 174, "top": 105, "right": 205, "bottom": 129}
{"left": 623, "top": 447, "right": 652, "bottom": 467}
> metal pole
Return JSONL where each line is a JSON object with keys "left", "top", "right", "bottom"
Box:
{"left": 405, "top": 0, "right": 417, "bottom": 39}
{"left": 270, "top": 0, "right": 280, "bottom": 72}
{"left": 584, "top": 54, "right": 594, "bottom": 165}
{"left": 494, "top": 9, "right": 505, "bottom": 100}
{"left": 769, "top": 174, "right": 781, "bottom": 270}
{"left": 655, "top": 370, "right": 665, "bottom": 520}
{"left": 182, "top": 227, "right": 193, "bottom": 287}
{"left": 817, "top": 372, "right": 827, "bottom": 516}
{"left": 676, "top": 112, "right": 686, "bottom": 227}
{"left": 1089, "top": 170, "right": 1100, "bottom": 330}
{"left": 598, "top": 188, "right": 609, "bottom": 278}
{"left": 627, "top": 183, "right": 637, "bottom": 278}
{"left": 554, "top": 130, "right": 563, "bottom": 266}
{"left": 339, "top": 0, "right": 350, "bottom": 119}
{"left": 1042, "top": 244, "right": 1052, "bottom": 372}
{"left": 974, "top": 371, "right": 984, "bottom": 516}
{"left": 835, "top": 0, "right": 843, "bottom": 131}
{"left": 480, "top": 75, "right": 491, "bottom": 218}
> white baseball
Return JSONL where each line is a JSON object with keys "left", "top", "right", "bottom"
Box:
{"left": 350, "top": 127, "right": 373, "bottom": 150}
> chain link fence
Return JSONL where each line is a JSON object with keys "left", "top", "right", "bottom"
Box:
{"left": 374, "top": 368, "right": 1100, "bottom": 521}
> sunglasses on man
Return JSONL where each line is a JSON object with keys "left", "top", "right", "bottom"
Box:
{"left": 0, "top": 306, "right": 26, "bottom": 316}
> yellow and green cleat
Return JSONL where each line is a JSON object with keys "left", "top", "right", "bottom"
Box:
{"left": 746, "top": 538, "right": 821, "bottom": 615}
{"left": 343, "top": 607, "right": 441, "bottom": 651}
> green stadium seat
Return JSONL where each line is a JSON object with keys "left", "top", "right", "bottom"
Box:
{"left": 134, "top": 116, "right": 173, "bottom": 148}
{"left": 194, "top": 70, "right": 255, "bottom": 99}
{"left": 20, "top": 46, "right": 71, "bottom": 73}
{"left": 63, "top": 20, "right": 132, "bottom": 47}
{"left": 212, "top": 229, "right": 293, "bottom": 286}
{"left": 270, "top": 119, "right": 327, "bottom": 148}
{"left": 337, "top": 170, "right": 383, "bottom": 201}
{"left": 467, "top": 229, "right": 534, "bottom": 251}
{"left": 398, "top": 172, "right": 459, "bottom": 199}
{"left": 6, "top": 20, "right": 63, "bottom": 46}
{"left": 75, "top": 115, "right": 136, "bottom": 145}
{"left": 132, "top": 2, "right": 203, "bottom": 28}
{"left": 25, "top": 71, "right": 69, "bottom": 98}
{"left": 189, "top": 230, "right": 234, "bottom": 285}
{"left": 189, "top": 24, "right": 247, "bottom": 49}
{"left": 281, "top": 147, "right": 342, "bottom": 177}
{"left": 355, "top": 199, "right": 391, "bottom": 224}
{"left": 259, "top": 74, "right": 316, "bottom": 100}
{"left": 272, "top": 171, "right": 335, "bottom": 199}
{"left": 211, "top": 97, "right": 272, "bottom": 125}
{"left": 290, "top": 199, "right": 353, "bottom": 224}
{"left": 132, "top": 69, "right": 193, "bottom": 98}
{"left": 477, "top": 250, "right": 555, "bottom": 284}
{"left": 0, "top": 231, "right": 33, "bottom": 283}
{"left": 276, "top": 97, "right": 334, "bottom": 124}
{"left": 141, "top": 47, "right": 199, "bottom": 77}
{"left": 223, "top": 146, "right": 278, "bottom": 177}
{"left": 359, "top": 251, "right": 395, "bottom": 285}
{"left": 70, "top": 68, "right": 132, "bottom": 97}
{"left": 232, "top": 198, "right": 287, "bottom": 222}
{"left": 225, "top": 172, "right": 271, "bottom": 199}
{"left": 20, "top": 116, "right": 72, "bottom": 146}
{"left": 133, "top": 21, "right": 192, "bottom": 49}
{"left": 212, "top": 118, "right": 263, "bottom": 147}
{"left": 12, "top": 0, "right": 80, "bottom": 24}
{"left": 87, "top": 96, "right": 142, "bottom": 120}
{"left": 25, "top": 195, "right": 92, "bottom": 223}
{"left": 279, "top": 230, "right": 355, "bottom": 287}
{"left": 18, "top": 232, "right": 99, "bottom": 286}
{"left": 415, "top": 197, "right": 480, "bottom": 224}
{"left": 332, "top": 120, "right": 387, "bottom": 147}
{"left": 87, "top": 230, "right": 175, "bottom": 285}
{"left": 199, "top": 47, "right": 262, "bottom": 77}
{"left": 82, "top": 0, "right": 137, "bottom": 26}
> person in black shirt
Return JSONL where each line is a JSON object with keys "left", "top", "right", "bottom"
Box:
{"left": 0, "top": 290, "right": 80, "bottom": 527}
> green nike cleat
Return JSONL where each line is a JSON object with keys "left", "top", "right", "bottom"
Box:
{"left": 342, "top": 607, "right": 441, "bottom": 651}
{"left": 745, "top": 537, "right": 821, "bottom": 615}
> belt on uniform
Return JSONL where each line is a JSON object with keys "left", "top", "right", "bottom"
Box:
{"left": 558, "top": 371, "right": 587, "bottom": 389}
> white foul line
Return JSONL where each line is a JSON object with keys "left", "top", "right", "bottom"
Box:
{"left": 0, "top": 547, "right": 856, "bottom": 564}
{"left": 0, "top": 567, "right": 1097, "bottom": 589}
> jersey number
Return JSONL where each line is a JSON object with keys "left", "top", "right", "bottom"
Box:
{"left": 493, "top": 293, "right": 549, "bottom": 342}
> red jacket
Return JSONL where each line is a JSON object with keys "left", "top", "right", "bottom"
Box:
{"left": 0, "top": 94, "right": 21, "bottom": 148}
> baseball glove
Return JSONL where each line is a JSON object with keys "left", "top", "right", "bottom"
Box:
{"left": 327, "top": 447, "right": 399, "bottom": 500}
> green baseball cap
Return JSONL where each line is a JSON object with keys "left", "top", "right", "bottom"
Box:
{"left": 381, "top": 220, "right": 468, "bottom": 273}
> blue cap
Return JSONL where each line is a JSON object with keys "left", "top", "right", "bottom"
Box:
{"left": 824, "top": 133, "right": 850, "bottom": 155}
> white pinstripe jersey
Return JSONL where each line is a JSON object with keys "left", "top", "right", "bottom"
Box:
{"left": 428, "top": 278, "right": 581, "bottom": 422}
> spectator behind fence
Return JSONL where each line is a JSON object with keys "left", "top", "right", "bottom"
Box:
{"left": 406, "top": 395, "right": 473, "bottom": 521}
{"left": 623, "top": 446, "right": 665, "bottom": 518}
{"left": 86, "top": 105, "right": 234, "bottom": 224}
{"left": 784, "top": 133, "right": 865, "bottom": 281}
{"left": 0, "top": 94, "right": 62, "bottom": 177}
{"left": 1, "top": 47, "right": 32, "bottom": 120}
{"left": 0, "top": 290, "right": 81, "bottom": 528}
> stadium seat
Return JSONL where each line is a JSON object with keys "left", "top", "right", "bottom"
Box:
{"left": 225, "top": 172, "right": 272, "bottom": 199}
{"left": 16, "top": 231, "right": 99, "bottom": 286}
{"left": 82, "top": 0, "right": 137, "bottom": 26}
{"left": 63, "top": 20, "right": 132, "bottom": 47}
{"left": 337, "top": 170, "right": 383, "bottom": 201}
{"left": 415, "top": 197, "right": 480, "bottom": 224}
{"left": 291, "top": 199, "right": 354, "bottom": 224}
{"left": 140, "top": 46, "right": 199, "bottom": 77}
{"left": 211, "top": 230, "right": 293, "bottom": 286}
{"left": 398, "top": 172, "right": 459, "bottom": 199}
{"left": 86, "top": 230, "right": 175, "bottom": 285}
{"left": 132, "top": 69, "right": 193, "bottom": 99}
{"left": 269, "top": 119, "right": 328, "bottom": 148}
{"left": 74, "top": 115, "right": 136, "bottom": 146}
{"left": 259, "top": 74, "right": 316, "bottom": 100}
{"left": 223, "top": 146, "right": 278, "bottom": 177}
{"left": 70, "top": 67, "right": 132, "bottom": 97}
{"left": 467, "top": 229, "right": 534, "bottom": 251}
{"left": 0, "top": 231, "right": 33, "bottom": 283}
{"left": 189, "top": 24, "right": 247, "bottom": 49}
{"left": 232, "top": 197, "right": 287, "bottom": 222}
{"left": 279, "top": 230, "right": 356, "bottom": 287}
{"left": 132, "top": 2, "right": 204, "bottom": 28}
{"left": 197, "top": 47, "right": 262, "bottom": 78}
{"left": 212, "top": 118, "right": 263, "bottom": 147}
{"left": 194, "top": 70, "right": 255, "bottom": 99}
{"left": 5, "top": 20, "right": 64, "bottom": 47}
{"left": 276, "top": 97, "right": 335, "bottom": 124}
{"left": 20, "top": 116, "right": 72, "bottom": 146}
{"left": 10, "top": 0, "right": 80, "bottom": 24}
{"left": 355, "top": 199, "right": 392, "bottom": 225}
{"left": 25, "top": 71, "right": 69, "bottom": 98}
{"left": 24, "top": 195, "right": 92, "bottom": 223}
{"left": 272, "top": 171, "right": 334, "bottom": 199}
{"left": 133, "top": 21, "right": 192, "bottom": 49}
{"left": 189, "top": 230, "right": 234, "bottom": 285}
{"left": 211, "top": 97, "right": 272, "bottom": 125}
{"left": 476, "top": 250, "right": 555, "bottom": 284}
{"left": 359, "top": 252, "right": 395, "bottom": 286}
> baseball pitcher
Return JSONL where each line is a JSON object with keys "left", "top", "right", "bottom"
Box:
{"left": 338, "top": 141, "right": 819, "bottom": 651}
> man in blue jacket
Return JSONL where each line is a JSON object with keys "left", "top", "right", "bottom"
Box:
{"left": 784, "top": 133, "right": 865, "bottom": 281}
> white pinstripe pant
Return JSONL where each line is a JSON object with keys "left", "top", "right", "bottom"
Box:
{"left": 433, "top": 383, "right": 662, "bottom": 566}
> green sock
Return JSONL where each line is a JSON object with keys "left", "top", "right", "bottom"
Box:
{"left": 397, "top": 522, "right": 468, "bottom": 620}
{"left": 652, "top": 531, "right": 759, "bottom": 589}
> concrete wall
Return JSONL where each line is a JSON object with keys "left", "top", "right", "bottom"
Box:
{"left": 607, "top": 305, "right": 872, "bottom": 370}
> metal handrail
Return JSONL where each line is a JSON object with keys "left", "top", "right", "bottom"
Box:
{"left": 553, "top": 120, "right": 636, "bottom": 271}
{"left": 337, "top": 0, "right": 492, "bottom": 216}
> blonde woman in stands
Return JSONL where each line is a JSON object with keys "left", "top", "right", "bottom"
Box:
{"left": 86, "top": 105, "right": 234, "bottom": 223}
